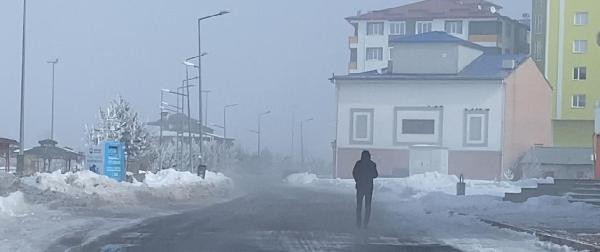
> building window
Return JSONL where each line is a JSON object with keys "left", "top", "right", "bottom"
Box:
{"left": 350, "top": 109, "right": 374, "bottom": 145}
{"left": 366, "top": 47, "right": 383, "bottom": 61}
{"left": 350, "top": 48, "right": 357, "bottom": 63}
{"left": 393, "top": 107, "right": 443, "bottom": 145}
{"left": 366, "top": 22, "right": 384, "bottom": 35}
{"left": 445, "top": 21, "right": 463, "bottom": 34}
{"left": 573, "top": 40, "right": 588, "bottom": 53}
{"left": 463, "top": 109, "right": 489, "bottom": 147}
{"left": 534, "top": 15, "right": 543, "bottom": 34}
{"left": 573, "top": 67, "right": 587, "bottom": 80}
{"left": 416, "top": 22, "right": 432, "bottom": 34}
{"left": 402, "top": 119, "right": 435, "bottom": 134}
{"left": 572, "top": 94, "right": 586, "bottom": 108}
{"left": 390, "top": 22, "right": 406, "bottom": 35}
{"left": 575, "top": 12, "right": 589, "bottom": 25}
{"left": 534, "top": 40, "right": 544, "bottom": 61}
{"left": 351, "top": 23, "right": 359, "bottom": 36}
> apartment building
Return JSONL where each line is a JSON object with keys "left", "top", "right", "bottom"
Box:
{"left": 346, "top": 0, "right": 530, "bottom": 74}
{"left": 531, "top": 0, "right": 600, "bottom": 147}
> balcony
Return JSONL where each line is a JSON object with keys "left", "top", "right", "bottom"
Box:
{"left": 349, "top": 36, "right": 358, "bottom": 48}
{"left": 348, "top": 62, "right": 357, "bottom": 71}
{"left": 468, "top": 34, "right": 499, "bottom": 44}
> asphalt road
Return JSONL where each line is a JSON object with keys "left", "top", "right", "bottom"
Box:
{"left": 73, "top": 184, "right": 460, "bottom": 252}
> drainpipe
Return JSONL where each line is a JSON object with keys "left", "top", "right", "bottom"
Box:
{"left": 594, "top": 102, "right": 600, "bottom": 179}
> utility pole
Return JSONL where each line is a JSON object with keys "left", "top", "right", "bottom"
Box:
{"left": 301, "top": 118, "right": 314, "bottom": 167}
{"left": 47, "top": 58, "right": 58, "bottom": 140}
{"left": 223, "top": 104, "right": 238, "bottom": 138}
{"left": 17, "top": 0, "right": 27, "bottom": 176}
{"left": 197, "top": 10, "right": 229, "bottom": 176}
{"left": 257, "top": 110, "right": 271, "bottom": 158}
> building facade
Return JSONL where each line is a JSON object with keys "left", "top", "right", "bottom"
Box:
{"left": 333, "top": 32, "right": 552, "bottom": 180}
{"left": 531, "top": 0, "right": 600, "bottom": 147}
{"left": 346, "top": 0, "right": 529, "bottom": 73}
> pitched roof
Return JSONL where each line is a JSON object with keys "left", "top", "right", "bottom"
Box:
{"left": 146, "top": 113, "right": 214, "bottom": 134}
{"left": 347, "top": 0, "right": 502, "bottom": 21}
{"left": 334, "top": 53, "right": 527, "bottom": 81}
{"left": 390, "top": 31, "right": 486, "bottom": 50}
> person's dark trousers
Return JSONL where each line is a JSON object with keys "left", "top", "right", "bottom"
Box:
{"left": 356, "top": 189, "right": 373, "bottom": 229}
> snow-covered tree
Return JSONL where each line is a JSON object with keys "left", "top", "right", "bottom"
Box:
{"left": 86, "top": 96, "right": 156, "bottom": 169}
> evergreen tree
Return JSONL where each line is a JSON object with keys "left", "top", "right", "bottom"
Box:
{"left": 86, "top": 96, "right": 156, "bottom": 166}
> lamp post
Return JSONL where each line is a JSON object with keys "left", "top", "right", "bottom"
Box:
{"left": 300, "top": 118, "right": 314, "bottom": 166}
{"left": 47, "top": 58, "right": 58, "bottom": 140}
{"left": 197, "top": 10, "right": 230, "bottom": 176}
{"left": 202, "top": 90, "right": 211, "bottom": 127}
{"left": 182, "top": 62, "right": 195, "bottom": 172}
{"left": 257, "top": 110, "right": 271, "bottom": 157}
{"left": 17, "top": 0, "right": 27, "bottom": 176}
{"left": 223, "top": 104, "right": 238, "bottom": 138}
{"left": 162, "top": 89, "right": 188, "bottom": 171}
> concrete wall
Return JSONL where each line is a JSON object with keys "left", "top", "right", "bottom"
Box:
{"left": 336, "top": 80, "right": 504, "bottom": 150}
{"left": 391, "top": 43, "right": 459, "bottom": 74}
{"left": 336, "top": 147, "right": 501, "bottom": 179}
{"left": 523, "top": 164, "right": 594, "bottom": 179}
{"left": 502, "top": 58, "right": 554, "bottom": 173}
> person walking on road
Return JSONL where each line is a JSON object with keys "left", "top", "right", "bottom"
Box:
{"left": 353, "top": 150, "right": 378, "bottom": 229}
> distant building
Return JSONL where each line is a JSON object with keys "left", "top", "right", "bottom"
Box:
{"left": 146, "top": 113, "right": 234, "bottom": 146}
{"left": 0, "top": 137, "right": 19, "bottom": 173}
{"left": 346, "top": 0, "right": 530, "bottom": 74}
{"left": 331, "top": 32, "right": 552, "bottom": 180}
{"left": 531, "top": 0, "right": 600, "bottom": 147}
{"left": 23, "top": 139, "right": 83, "bottom": 175}
{"left": 519, "top": 146, "right": 594, "bottom": 179}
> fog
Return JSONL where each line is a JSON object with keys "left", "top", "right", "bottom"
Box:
{"left": 0, "top": 0, "right": 530, "bottom": 159}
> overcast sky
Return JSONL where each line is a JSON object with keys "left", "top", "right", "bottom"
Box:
{"left": 0, "top": 0, "right": 530, "bottom": 160}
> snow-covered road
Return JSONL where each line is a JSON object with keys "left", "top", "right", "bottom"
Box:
{"left": 76, "top": 173, "right": 581, "bottom": 252}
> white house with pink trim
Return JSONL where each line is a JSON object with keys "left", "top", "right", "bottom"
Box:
{"left": 331, "top": 32, "right": 552, "bottom": 180}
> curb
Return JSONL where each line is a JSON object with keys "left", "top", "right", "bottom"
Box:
{"left": 480, "top": 218, "right": 600, "bottom": 252}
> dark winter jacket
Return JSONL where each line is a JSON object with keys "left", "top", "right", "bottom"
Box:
{"left": 352, "top": 151, "right": 378, "bottom": 192}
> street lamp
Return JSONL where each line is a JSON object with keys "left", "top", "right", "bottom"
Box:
{"left": 196, "top": 10, "right": 230, "bottom": 176}
{"left": 162, "top": 89, "right": 188, "bottom": 171}
{"left": 47, "top": 58, "right": 58, "bottom": 140}
{"left": 17, "top": 0, "right": 27, "bottom": 176}
{"left": 202, "top": 90, "right": 211, "bottom": 127}
{"left": 300, "top": 118, "right": 314, "bottom": 166}
{"left": 182, "top": 62, "right": 196, "bottom": 172}
{"left": 257, "top": 110, "right": 271, "bottom": 157}
{"left": 223, "top": 104, "right": 238, "bottom": 138}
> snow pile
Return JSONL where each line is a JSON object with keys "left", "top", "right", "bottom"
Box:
{"left": 284, "top": 172, "right": 318, "bottom": 185}
{"left": 0, "top": 191, "right": 31, "bottom": 217}
{"left": 286, "top": 172, "right": 550, "bottom": 198}
{"left": 141, "top": 169, "right": 233, "bottom": 201}
{"left": 21, "top": 169, "right": 232, "bottom": 207}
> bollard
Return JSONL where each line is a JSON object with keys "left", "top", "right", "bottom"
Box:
{"left": 457, "top": 174, "right": 466, "bottom": 196}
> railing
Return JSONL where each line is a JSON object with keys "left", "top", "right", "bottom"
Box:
{"left": 348, "top": 36, "right": 358, "bottom": 45}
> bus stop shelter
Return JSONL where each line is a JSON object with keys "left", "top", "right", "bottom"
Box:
{"left": 24, "top": 139, "right": 83, "bottom": 173}
{"left": 0, "top": 138, "right": 19, "bottom": 172}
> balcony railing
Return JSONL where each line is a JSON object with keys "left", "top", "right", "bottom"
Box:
{"left": 349, "top": 36, "right": 358, "bottom": 45}
{"left": 468, "top": 34, "right": 499, "bottom": 43}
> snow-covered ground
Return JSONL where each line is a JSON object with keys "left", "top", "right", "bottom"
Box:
{"left": 285, "top": 172, "right": 592, "bottom": 252}
{"left": 0, "top": 169, "right": 233, "bottom": 252}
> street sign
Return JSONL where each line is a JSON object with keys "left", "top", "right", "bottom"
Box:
{"left": 86, "top": 141, "right": 126, "bottom": 182}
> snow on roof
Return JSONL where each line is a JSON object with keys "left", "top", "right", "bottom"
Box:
{"left": 346, "top": 0, "right": 503, "bottom": 21}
